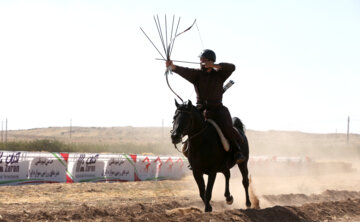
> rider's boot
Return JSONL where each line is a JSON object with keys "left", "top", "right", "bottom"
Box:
{"left": 233, "top": 140, "right": 246, "bottom": 164}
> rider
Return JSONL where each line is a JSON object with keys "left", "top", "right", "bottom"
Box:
{"left": 166, "top": 49, "right": 246, "bottom": 164}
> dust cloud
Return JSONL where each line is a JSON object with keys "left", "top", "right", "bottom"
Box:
{"left": 184, "top": 130, "right": 360, "bottom": 210}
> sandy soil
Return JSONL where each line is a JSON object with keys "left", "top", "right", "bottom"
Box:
{"left": 2, "top": 127, "right": 360, "bottom": 221}
{"left": 1, "top": 161, "right": 360, "bottom": 222}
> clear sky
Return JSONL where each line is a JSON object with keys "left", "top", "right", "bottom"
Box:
{"left": 0, "top": 0, "right": 359, "bottom": 134}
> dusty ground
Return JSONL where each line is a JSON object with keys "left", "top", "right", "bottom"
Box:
{"left": 1, "top": 162, "right": 360, "bottom": 222}
{"left": 2, "top": 127, "right": 360, "bottom": 221}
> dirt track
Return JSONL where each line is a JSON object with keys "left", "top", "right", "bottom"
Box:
{"left": 1, "top": 164, "right": 360, "bottom": 222}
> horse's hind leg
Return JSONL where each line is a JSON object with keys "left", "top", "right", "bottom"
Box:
{"left": 238, "top": 161, "right": 251, "bottom": 208}
{"left": 223, "top": 170, "right": 233, "bottom": 205}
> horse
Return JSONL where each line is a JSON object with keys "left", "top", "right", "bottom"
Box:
{"left": 170, "top": 100, "right": 251, "bottom": 212}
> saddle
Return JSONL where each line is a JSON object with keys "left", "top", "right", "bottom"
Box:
{"left": 207, "top": 119, "right": 230, "bottom": 152}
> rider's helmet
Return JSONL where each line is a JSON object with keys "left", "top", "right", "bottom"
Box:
{"left": 199, "top": 49, "right": 216, "bottom": 62}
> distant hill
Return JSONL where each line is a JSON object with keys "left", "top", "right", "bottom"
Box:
{"left": 3, "top": 127, "right": 360, "bottom": 159}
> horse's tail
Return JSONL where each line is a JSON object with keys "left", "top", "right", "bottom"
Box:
{"left": 232, "top": 117, "right": 245, "bottom": 133}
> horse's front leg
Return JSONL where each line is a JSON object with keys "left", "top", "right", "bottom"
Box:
{"left": 192, "top": 170, "right": 205, "bottom": 203}
{"left": 238, "top": 161, "right": 251, "bottom": 208}
{"left": 204, "top": 172, "right": 217, "bottom": 212}
{"left": 223, "top": 169, "right": 233, "bottom": 205}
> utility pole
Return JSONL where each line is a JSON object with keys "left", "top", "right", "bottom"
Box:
{"left": 5, "top": 118, "right": 8, "bottom": 148}
{"left": 347, "top": 116, "right": 350, "bottom": 144}
{"left": 1, "top": 120, "right": 3, "bottom": 143}
{"left": 70, "top": 118, "right": 72, "bottom": 142}
{"left": 162, "top": 119, "right": 164, "bottom": 140}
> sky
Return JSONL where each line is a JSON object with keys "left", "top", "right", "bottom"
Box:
{"left": 0, "top": 0, "right": 359, "bottom": 134}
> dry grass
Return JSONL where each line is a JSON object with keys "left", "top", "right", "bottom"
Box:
{"left": 7, "top": 126, "right": 168, "bottom": 144}
{"left": 3, "top": 126, "right": 360, "bottom": 159}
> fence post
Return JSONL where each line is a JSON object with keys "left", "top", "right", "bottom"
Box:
{"left": 347, "top": 116, "right": 350, "bottom": 144}
{"left": 5, "top": 118, "right": 8, "bottom": 149}
{"left": 1, "top": 120, "right": 3, "bottom": 143}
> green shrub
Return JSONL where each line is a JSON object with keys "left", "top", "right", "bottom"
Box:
{"left": 0, "top": 140, "right": 178, "bottom": 155}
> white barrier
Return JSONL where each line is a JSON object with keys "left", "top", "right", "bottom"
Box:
{"left": 0, "top": 151, "right": 188, "bottom": 186}
{"left": 103, "top": 154, "right": 135, "bottom": 182}
{"left": 0, "top": 151, "right": 29, "bottom": 185}
{"left": 28, "top": 152, "right": 67, "bottom": 183}
{"left": 0, "top": 150, "right": 311, "bottom": 186}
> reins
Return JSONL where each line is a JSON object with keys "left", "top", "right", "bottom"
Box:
{"left": 188, "top": 121, "right": 208, "bottom": 140}
{"left": 173, "top": 107, "right": 208, "bottom": 153}
{"left": 182, "top": 122, "right": 208, "bottom": 154}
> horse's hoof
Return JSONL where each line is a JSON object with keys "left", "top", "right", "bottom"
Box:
{"left": 246, "top": 201, "right": 251, "bottom": 208}
{"left": 205, "top": 205, "right": 212, "bottom": 212}
{"left": 226, "top": 195, "right": 234, "bottom": 205}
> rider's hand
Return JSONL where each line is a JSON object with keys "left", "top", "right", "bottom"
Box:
{"left": 166, "top": 60, "right": 175, "bottom": 70}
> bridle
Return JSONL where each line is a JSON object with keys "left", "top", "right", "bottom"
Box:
{"left": 171, "top": 107, "right": 207, "bottom": 152}
{"left": 171, "top": 109, "right": 192, "bottom": 134}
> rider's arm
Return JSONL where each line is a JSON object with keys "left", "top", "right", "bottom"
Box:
{"left": 217, "top": 63, "right": 236, "bottom": 80}
{"left": 166, "top": 61, "right": 200, "bottom": 83}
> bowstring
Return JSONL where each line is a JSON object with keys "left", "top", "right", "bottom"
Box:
{"left": 165, "top": 17, "right": 197, "bottom": 103}
{"left": 195, "top": 22, "right": 204, "bottom": 50}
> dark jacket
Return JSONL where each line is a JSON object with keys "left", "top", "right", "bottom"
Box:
{"left": 173, "top": 63, "right": 241, "bottom": 143}
{"left": 173, "top": 63, "right": 235, "bottom": 106}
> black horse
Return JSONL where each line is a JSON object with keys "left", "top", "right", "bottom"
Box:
{"left": 171, "top": 100, "right": 251, "bottom": 212}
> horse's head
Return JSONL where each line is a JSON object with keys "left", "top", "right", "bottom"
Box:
{"left": 171, "top": 99, "right": 196, "bottom": 144}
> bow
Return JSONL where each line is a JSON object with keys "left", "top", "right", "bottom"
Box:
{"left": 165, "top": 18, "right": 196, "bottom": 102}
{"left": 140, "top": 15, "right": 197, "bottom": 102}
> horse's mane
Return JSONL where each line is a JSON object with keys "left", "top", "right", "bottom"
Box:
{"left": 190, "top": 105, "right": 205, "bottom": 121}
{"left": 177, "top": 101, "right": 204, "bottom": 120}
